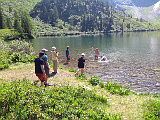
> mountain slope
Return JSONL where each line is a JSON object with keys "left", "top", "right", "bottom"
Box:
{"left": 30, "top": 0, "right": 159, "bottom": 34}
{"left": 119, "top": 1, "right": 160, "bottom": 24}
{"left": 102, "top": 0, "right": 160, "bottom": 24}
{"left": 0, "top": 0, "right": 159, "bottom": 36}
{"left": 101, "top": 0, "right": 159, "bottom": 7}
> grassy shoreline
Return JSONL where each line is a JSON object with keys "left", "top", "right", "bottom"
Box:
{"left": 0, "top": 63, "right": 160, "bottom": 119}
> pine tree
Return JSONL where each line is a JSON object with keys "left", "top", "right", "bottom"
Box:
{"left": 14, "top": 10, "right": 23, "bottom": 33}
{"left": 21, "top": 10, "right": 34, "bottom": 37}
{"left": 6, "top": 17, "right": 13, "bottom": 29}
{"left": 0, "top": 6, "right": 3, "bottom": 29}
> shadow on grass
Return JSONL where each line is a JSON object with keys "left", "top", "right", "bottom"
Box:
{"left": 48, "top": 72, "right": 57, "bottom": 78}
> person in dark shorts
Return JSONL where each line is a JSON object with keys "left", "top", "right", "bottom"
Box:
{"left": 75, "top": 53, "right": 87, "bottom": 76}
{"left": 66, "top": 46, "right": 70, "bottom": 64}
{"left": 42, "top": 48, "right": 50, "bottom": 86}
{"left": 35, "top": 52, "right": 46, "bottom": 87}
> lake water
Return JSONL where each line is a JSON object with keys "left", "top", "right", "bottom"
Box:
{"left": 28, "top": 31, "right": 160, "bottom": 94}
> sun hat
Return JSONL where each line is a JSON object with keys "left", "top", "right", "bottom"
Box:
{"left": 39, "top": 52, "right": 45, "bottom": 58}
{"left": 52, "top": 46, "right": 56, "bottom": 50}
{"left": 81, "top": 53, "right": 85, "bottom": 56}
{"left": 42, "top": 48, "right": 48, "bottom": 52}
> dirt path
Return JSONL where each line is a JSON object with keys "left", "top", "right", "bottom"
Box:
{"left": 0, "top": 63, "right": 76, "bottom": 86}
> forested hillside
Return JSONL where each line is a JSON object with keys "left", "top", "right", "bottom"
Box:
{"left": 0, "top": 0, "right": 160, "bottom": 38}
{"left": 101, "top": 0, "right": 160, "bottom": 7}
{"left": 30, "top": 0, "right": 159, "bottom": 33}
{"left": 1, "top": 0, "right": 42, "bottom": 12}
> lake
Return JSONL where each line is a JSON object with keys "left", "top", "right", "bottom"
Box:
{"left": 28, "top": 31, "right": 160, "bottom": 94}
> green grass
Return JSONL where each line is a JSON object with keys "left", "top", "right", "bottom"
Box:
{"left": 0, "top": 63, "right": 160, "bottom": 120}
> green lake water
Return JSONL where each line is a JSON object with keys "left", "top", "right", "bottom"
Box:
{"left": 28, "top": 31, "right": 160, "bottom": 94}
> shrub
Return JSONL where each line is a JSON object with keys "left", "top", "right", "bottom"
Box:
{"left": 103, "top": 81, "right": 130, "bottom": 95}
{"left": 0, "top": 50, "right": 12, "bottom": 70}
{"left": 89, "top": 76, "right": 100, "bottom": 86}
{"left": 0, "top": 39, "right": 34, "bottom": 55}
{"left": 10, "top": 52, "right": 22, "bottom": 63}
{"left": 68, "top": 69, "right": 76, "bottom": 73}
{"left": 0, "top": 50, "right": 36, "bottom": 70}
{"left": 76, "top": 74, "right": 87, "bottom": 80}
{"left": 99, "top": 82, "right": 105, "bottom": 88}
{"left": 144, "top": 99, "right": 160, "bottom": 120}
{"left": 0, "top": 29, "right": 19, "bottom": 40}
{"left": 8, "top": 40, "right": 34, "bottom": 54}
{"left": 21, "top": 53, "right": 36, "bottom": 63}
{"left": 0, "top": 79, "right": 122, "bottom": 119}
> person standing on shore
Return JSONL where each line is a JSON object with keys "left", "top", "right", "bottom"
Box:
{"left": 92, "top": 47, "right": 99, "bottom": 60}
{"left": 66, "top": 46, "right": 70, "bottom": 64}
{"left": 75, "top": 53, "right": 87, "bottom": 76}
{"left": 51, "top": 46, "right": 59, "bottom": 73}
{"left": 42, "top": 48, "right": 50, "bottom": 86}
{"left": 35, "top": 52, "right": 46, "bottom": 87}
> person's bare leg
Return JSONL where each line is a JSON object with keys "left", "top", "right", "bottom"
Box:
{"left": 45, "top": 76, "right": 47, "bottom": 83}
{"left": 75, "top": 68, "right": 80, "bottom": 76}
{"left": 41, "top": 82, "right": 44, "bottom": 87}
{"left": 81, "top": 68, "right": 84, "bottom": 75}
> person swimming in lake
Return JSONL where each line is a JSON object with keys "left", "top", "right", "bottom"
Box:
{"left": 100, "top": 55, "right": 107, "bottom": 61}
{"left": 92, "top": 47, "right": 99, "bottom": 60}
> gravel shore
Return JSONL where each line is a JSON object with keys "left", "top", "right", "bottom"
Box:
{"left": 57, "top": 54, "right": 160, "bottom": 94}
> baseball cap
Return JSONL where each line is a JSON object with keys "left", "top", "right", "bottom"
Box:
{"left": 52, "top": 46, "right": 56, "bottom": 50}
{"left": 81, "top": 53, "right": 85, "bottom": 56}
{"left": 42, "top": 48, "right": 48, "bottom": 52}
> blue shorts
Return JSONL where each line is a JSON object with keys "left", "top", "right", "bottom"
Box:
{"left": 66, "top": 56, "right": 70, "bottom": 60}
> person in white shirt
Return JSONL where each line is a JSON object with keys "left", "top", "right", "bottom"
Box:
{"left": 51, "top": 46, "right": 59, "bottom": 73}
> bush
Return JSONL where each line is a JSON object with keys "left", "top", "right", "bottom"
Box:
{"left": 103, "top": 81, "right": 130, "bottom": 95}
{"left": 89, "top": 76, "right": 100, "bottom": 86}
{"left": 10, "top": 52, "right": 22, "bottom": 63}
{"left": 99, "top": 82, "right": 105, "bottom": 88}
{"left": 0, "top": 79, "right": 122, "bottom": 119}
{"left": 8, "top": 40, "right": 34, "bottom": 54}
{"left": 10, "top": 52, "right": 36, "bottom": 63}
{"left": 68, "top": 69, "right": 76, "bottom": 73}
{"left": 144, "top": 99, "right": 160, "bottom": 120}
{"left": 0, "top": 50, "right": 36, "bottom": 70}
{"left": 0, "top": 29, "right": 19, "bottom": 40}
{"left": 21, "top": 53, "right": 36, "bottom": 63}
{"left": 0, "top": 50, "right": 12, "bottom": 70}
{"left": 0, "top": 39, "right": 34, "bottom": 55}
{"left": 76, "top": 74, "right": 87, "bottom": 80}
